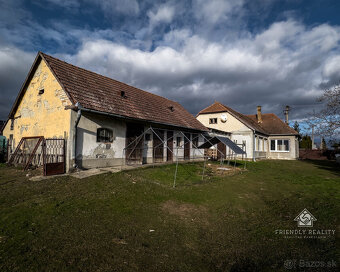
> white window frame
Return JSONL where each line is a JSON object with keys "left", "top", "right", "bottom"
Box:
{"left": 270, "top": 139, "right": 290, "bottom": 152}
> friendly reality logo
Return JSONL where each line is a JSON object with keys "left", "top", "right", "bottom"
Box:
{"left": 294, "top": 208, "right": 317, "bottom": 227}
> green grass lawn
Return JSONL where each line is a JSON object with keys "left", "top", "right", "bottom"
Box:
{"left": 0, "top": 160, "right": 339, "bottom": 272}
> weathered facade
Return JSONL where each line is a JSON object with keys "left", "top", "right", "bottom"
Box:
{"left": 196, "top": 102, "right": 299, "bottom": 160}
{"left": 3, "top": 52, "right": 208, "bottom": 172}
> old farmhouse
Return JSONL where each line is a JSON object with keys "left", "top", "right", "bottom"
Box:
{"left": 3, "top": 52, "right": 208, "bottom": 173}
{"left": 196, "top": 102, "right": 299, "bottom": 160}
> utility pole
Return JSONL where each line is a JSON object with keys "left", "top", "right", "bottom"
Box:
{"left": 311, "top": 125, "right": 315, "bottom": 150}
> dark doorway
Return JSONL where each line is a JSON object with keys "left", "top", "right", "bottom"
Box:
{"left": 126, "top": 123, "right": 144, "bottom": 164}
{"left": 167, "top": 131, "right": 173, "bottom": 162}
{"left": 217, "top": 141, "right": 226, "bottom": 159}
{"left": 153, "top": 129, "right": 164, "bottom": 163}
{"left": 184, "top": 133, "right": 190, "bottom": 160}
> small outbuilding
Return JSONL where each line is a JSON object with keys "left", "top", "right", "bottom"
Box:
{"left": 198, "top": 136, "right": 246, "bottom": 160}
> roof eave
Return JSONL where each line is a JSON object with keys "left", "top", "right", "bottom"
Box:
{"left": 39, "top": 52, "right": 76, "bottom": 105}
{"left": 196, "top": 110, "right": 228, "bottom": 116}
{"left": 78, "top": 106, "right": 208, "bottom": 132}
{"left": 268, "top": 133, "right": 299, "bottom": 136}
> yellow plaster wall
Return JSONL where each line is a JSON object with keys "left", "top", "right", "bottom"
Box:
{"left": 196, "top": 112, "right": 250, "bottom": 132}
{"left": 3, "top": 58, "right": 72, "bottom": 148}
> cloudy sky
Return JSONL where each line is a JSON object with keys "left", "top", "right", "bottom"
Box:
{"left": 1, "top": 0, "right": 340, "bottom": 130}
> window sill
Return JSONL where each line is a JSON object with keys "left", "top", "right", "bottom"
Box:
{"left": 270, "top": 150, "right": 290, "bottom": 153}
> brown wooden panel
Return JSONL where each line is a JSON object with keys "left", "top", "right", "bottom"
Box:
{"left": 153, "top": 129, "right": 164, "bottom": 163}
{"left": 45, "top": 162, "right": 65, "bottom": 176}
{"left": 184, "top": 133, "right": 190, "bottom": 160}
{"left": 125, "top": 123, "right": 144, "bottom": 164}
{"left": 217, "top": 141, "right": 226, "bottom": 159}
{"left": 167, "top": 131, "right": 173, "bottom": 161}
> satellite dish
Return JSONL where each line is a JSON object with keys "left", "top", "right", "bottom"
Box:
{"left": 220, "top": 114, "right": 227, "bottom": 123}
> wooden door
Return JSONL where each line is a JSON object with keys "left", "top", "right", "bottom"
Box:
{"left": 184, "top": 133, "right": 190, "bottom": 160}
{"left": 217, "top": 141, "right": 226, "bottom": 159}
{"left": 167, "top": 131, "right": 173, "bottom": 161}
{"left": 126, "top": 123, "right": 144, "bottom": 164}
{"left": 153, "top": 129, "right": 164, "bottom": 163}
{"left": 44, "top": 138, "right": 65, "bottom": 176}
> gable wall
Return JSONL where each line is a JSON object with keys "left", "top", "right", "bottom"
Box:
{"left": 3, "top": 59, "right": 72, "bottom": 149}
{"left": 196, "top": 112, "right": 251, "bottom": 133}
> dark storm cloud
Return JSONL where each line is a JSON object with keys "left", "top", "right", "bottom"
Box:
{"left": 0, "top": 0, "right": 339, "bottom": 126}
{"left": 0, "top": 47, "right": 35, "bottom": 118}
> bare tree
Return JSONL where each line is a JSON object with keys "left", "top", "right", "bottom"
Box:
{"left": 309, "top": 83, "right": 340, "bottom": 138}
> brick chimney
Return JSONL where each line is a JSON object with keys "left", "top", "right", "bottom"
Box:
{"left": 257, "top": 106, "right": 262, "bottom": 123}
{"left": 284, "top": 105, "right": 290, "bottom": 124}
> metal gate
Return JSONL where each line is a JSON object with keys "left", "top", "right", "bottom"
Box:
{"left": 43, "top": 138, "right": 65, "bottom": 176}
{"left": 0, "top": 137, "right": 7, "bottom": 163}
{"left": 8, "top": 136, "right": 44, "bottom": 169}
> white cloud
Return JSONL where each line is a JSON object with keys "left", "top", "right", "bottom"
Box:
{"left": 323, "top": 55, "right": 340, "bottom": 77}
{"left": 59, "top": 19, "right": 340, "bottom": 120}
{"left": 148, "top": 4, "right": 175, "bottom": 27}
{"left": 321, "top": 55, "right": 340, "bottom": 87}
{"left": 1, "top": 0, "right": 339, "bottom": 123}
{"left": 193, "top": 0, "right": 244, "bottom": 24}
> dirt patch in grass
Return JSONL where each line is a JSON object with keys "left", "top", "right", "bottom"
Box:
{"left": 161, "top": 200, "right": 209, "bottom": 225}
{"left": 207, "top": 163, "right": 243, "bottom": 176}
{"left": 0, "top": 164, "right": 42, "bottom": 185}
{"left": 112, "top": 238, "right": 128, "bottom": 245}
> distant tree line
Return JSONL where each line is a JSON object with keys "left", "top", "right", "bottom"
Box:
{"left": 292, "top": 82, "right": 340, "bottom": 150}
{"left": 293, "top": 121, "right": 329, "bottom": 150}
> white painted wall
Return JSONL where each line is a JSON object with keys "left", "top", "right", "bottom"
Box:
{"left": 267, "top": 135, "right": 299, "bottom": 159}
{"left": 70, "top": 111, "right": 208, "bottom": 169}
{"left": 75, "top": 112, "right": 126, "bottom": 168}
{"left": 230, "top": 132, "right": 253, "bottom": 159}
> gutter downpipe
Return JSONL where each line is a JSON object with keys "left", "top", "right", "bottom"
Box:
{"left": 253, "top": 129, "right": 256, "bottom": 162}
{"left": 73, "top": 102, "right": 82, "bottom": 168}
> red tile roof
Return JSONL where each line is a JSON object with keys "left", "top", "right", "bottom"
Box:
{"left": 246, "top": 113, "right": 298, "bottom": 135}
{"left": 39, "top": 52, "right": 207, "bottom": 131}
{"left": 198, "top": 101, "right": 298, "bottom": 135}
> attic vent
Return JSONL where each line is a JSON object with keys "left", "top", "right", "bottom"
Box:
{"left": 120, "top": 91, "right": 127, "bottom": 98}
{"left": 38, "top": 89, "right": 44, "bottom": 95}
{"left": 168, "top": 106, "right": 175, "bottom": 112}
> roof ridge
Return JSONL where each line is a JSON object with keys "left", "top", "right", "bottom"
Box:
{"left": 246, "top": 112, "right": 299, "bottom": 135}
{"left": 40, "top": 52, "right": 179, "bottom": 105}
{"left": 37, "top": 52, "right": 207, "bottom": 131}
{"left": 269, "top": 113, "right": 299, "bottom": 133}
{"left": 197, "top": 101, "right": 228, "bottom": 115}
